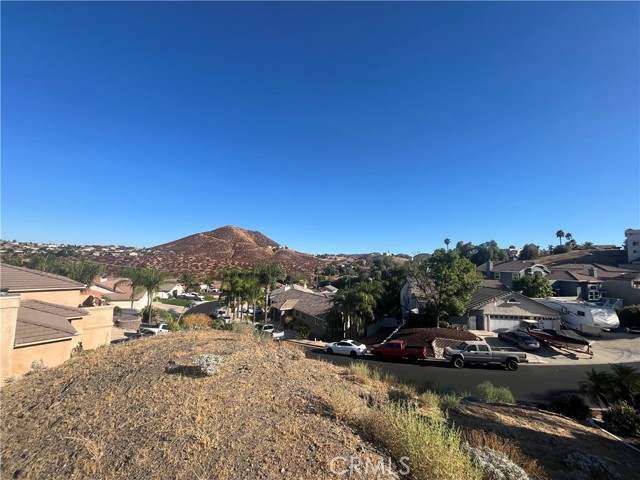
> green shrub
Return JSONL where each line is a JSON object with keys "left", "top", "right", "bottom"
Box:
{"left": 477, "top": 381, "right": 515, "bottom": 404}
{"left": 358, "top": 403, "right": 481, "bottom": 480}
{"left": 602, "top": 403, "right": 640, "bottom": 437}
{"left": 165, "top": 317, "right": 181, "bottom": 332}
{"left": 561, "top": 451, "right": 621, "bottom": 480}
{"left": 438, "top": 393, "right": 464, "bottom": 414}
{"left": 113, "top": 306, "right": 122, "bottom": 316}
{"left": 438, "top": 320, "right": 451, "bottom": 328}
{"left": 548, "top": 394, "right": 592, "bottom": 420}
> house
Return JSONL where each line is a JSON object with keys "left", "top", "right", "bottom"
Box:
{"left": 0, "top": 264, "right": 113, "bottom": 379}
{"left": 155, "top": 279, "right": 183, "bottom": 300}
{"left": 546, "top": 265, "right": 606, "bottom": 302}
{"left": 270, "top": 285, "right": 333, "bottom": 339}
{"left": 465, "top": 280, "right": 561, "bottom": 332}
{"left": 626, "top": 229, "right": 640, "bottom": 263}
{"left": 480, "top": 260, "right": 550, "bottom": 288}
{"left": 400, "top": 278, "right": 424, "bottom": 317}
{"left": 91, "top": 277, "right": 150, "bottom": 310}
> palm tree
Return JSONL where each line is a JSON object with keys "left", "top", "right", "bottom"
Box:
{"left": 139, "top": 268, "right": 169, "bottom": 324}
{"left": 555, "top": 230, "right": 565, "bottom": 245}
{"left": 221, "top": 268, "right": 244, "bottom": 318}
{"left": 68, "top": 260, "right": 105, "bottom": 291}
{"left": 178, "top": 272, "right": 198, "bottom": 293}
{"left": 241, "top": 274, "right": 262, "bottom": 322}
{"left": 565, "top": 233, "right": 573, "bottom": 243}
{"left": 609, "top": 364, "right": 640, "bottom": 408}
{"left": 254, "top": 263, "right": 284, "bottom": 322}
{"left": 444, "top": 238, "right": 451, "bottom": 251}
{"left": 579, "top": 368, "right": 613, "bottom": 408}
{"left": 115, "top": 267, "right": 147, "bottom": 309}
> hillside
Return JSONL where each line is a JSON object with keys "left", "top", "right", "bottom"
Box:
{"left": 2, "top": 329, "right": 637, "bottom": 480}
{"left": 103, "top": 226, "right": 328, "bottom": 278}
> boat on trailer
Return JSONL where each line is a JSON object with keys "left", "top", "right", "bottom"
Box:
{"left": 519, "top": 319, "right": 593, "bottom": 357}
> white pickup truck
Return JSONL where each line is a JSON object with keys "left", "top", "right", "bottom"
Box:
{"left": 255, "top": 323, "right": 284, "bottom": 340}
{"left": 138, "top": 322, "right": 171, "bottom": 336}
{"left": 443, "top": 340, "right": 528, "bottom": 371}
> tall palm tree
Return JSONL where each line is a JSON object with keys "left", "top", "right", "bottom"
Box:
{"left": 555, "top": 230, "right": 565, "bottom": 245}
{"left": 444, "top": 239, "right": 451, "bottom": 251}
{"left": 178, "top": 272, "right": 198, "bottom": 293}
{"left": 115, "top": 267, "right": 146, "bottom": 309}
{"left": 565, "top": 233, "right": 573, "bottom": 243}
{"left": 139, "top": 268, "right": 169, "bottom": 323}
{"left": 609, "top": 364, "right": 640, "bottom": 408}
{"left": 579, "top": 368, "right": 613, "bottom": 408}
{"left": 221, "top": 268, "right": 244, "bottom": 318}
{"left": 254, "top": 263, "right": 284, "bottom": 322}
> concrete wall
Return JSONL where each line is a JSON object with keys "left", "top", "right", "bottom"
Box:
{"left": 12, "top": 339, "right": 73, "bottom": 375}
{"left": 0, "top": 295, "right": 20, "bottom": 381}
{"left": 18, "top": 289, "right": 82, "bottom": 307}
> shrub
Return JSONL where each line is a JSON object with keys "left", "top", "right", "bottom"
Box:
{"left": 438, "top": 320, "right": 451, "bottom": 328}
{"left": 438, "top": 393, "right": 464, "bottom": 414}
{"left": 462, "top": 429, "right": 547, "bottom": 480}
{"left": 359, "top": 403, "right": 481, "bottom": 480}
{"left": 181, "top": 313, "right": 213, "bottom": 330}
{"left": 165, "top": 317, "right": 181, "bottom": 332}
{"left": 113, "top": 306, "right": 122, "bottom": 316}
{"left": 615, "top": 304, "right": 640, "bottom": 329}
{"left": 477, "top": 381, "right": 515, "bottom": 404}
{"left": 561, "top": 451, "right": 621, "bottom": 480}
{"left": 547, "top": 394, "right": 592, "bottom": 420}
{"left": 602, "top": 403, "right": 640, "bottom": 437}
{"left": 463, "top": 445, "right": 530, "bottom": 480}
{"left": 193, "top": 354, "right": 224, "bottom": 376}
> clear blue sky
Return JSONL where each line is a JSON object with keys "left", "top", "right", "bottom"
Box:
{"left": 2, "top": 1, "right": 638, "bottom": 254}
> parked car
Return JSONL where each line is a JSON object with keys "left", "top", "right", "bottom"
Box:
{"left": 138, "top": 322, "right": 171, "bottom": 336}
{"left": 324, "top": 339, "right": 367, "bottom": 358}
{"left": 181, "top": 292, "right": 205, "bottom": 301}
{"left": 498, "top": 331, "right": 540, "bottom": 351}
{"left": 254, "top": 307, "right": 265, "bottom": 315}
{"left": 371, "top": 340, "right": 428, "bottom": 363}
{"left": 255, "top": 323, "right": 274, "bottom": 334}
{"left": 443, "top": 340, "right": 528, "bottom": 371}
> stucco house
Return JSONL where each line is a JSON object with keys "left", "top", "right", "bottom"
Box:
{"left": 466, "top": 280, "right": 561, "bottom": 332}
{"left": 0, "top": 264, "right": 113, "bottom": 379}
{"left": 626, "top": 228, "right": 640, "bottom": 263}
{"left": 479, "top": 260, "right": 550, "bottom": 288}
{"left": 270, "top": 285, "right": 333, "bottom": 339}
{"left": 91, "top": 277, "right": 150, "bottom": 310}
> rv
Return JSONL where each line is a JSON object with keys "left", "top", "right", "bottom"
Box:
{"left": 535, "top": 298, "right": 620, "bottom": 331}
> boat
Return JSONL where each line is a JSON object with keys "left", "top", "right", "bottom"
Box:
{"left": 518, "top": 319, "right": 593, "bottom": 357}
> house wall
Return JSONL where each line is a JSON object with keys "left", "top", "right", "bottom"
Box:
{"left": 626, "top": 229, "right": 640, "bottom": 262}
{"left": 602, "top": 279, "right": 640, "bottom": 305}
{"left": 12, "top": 339, "right": 73, "bottom": 375}
{"left": 0, "top": 295, "right": 20, "bottom": 381}
{"left": 71, "top": 305, "right": 114, "bottom": 350}
{"left": 18, "top": 289, "right": 82, "bottom": 308}
{"left": 108, "top": 293, "right": 149, "bottom": 311}
{"left": 552, "top": 281, "right": 579, "bottom": 298}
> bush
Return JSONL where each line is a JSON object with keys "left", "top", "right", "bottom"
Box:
{"left": 615, "top": 305, "right": 640, "bottom": 329}
{"left": 547, "top": 394, "right": 592, "bottom": 420}
{"left": 358, "top": 403, "right": 481, "bottom": 480}
{"left": 477, "top": 381, "right": 515, "bottom": 404}
{"left": 113, "top": 306, "right": 122, "bottom": 316}
{"left": 193, "top": 354, "right": 224, "bottom": 376}
{"left": 438, "top": 320, "right": 451, "bottom": 328}
{"left": 463, "top": 445, "right": 530, "bottom": 480}
{"left": 141, "top": 306, "right": 176, "bottom": 323}
{"left": 181, "top": 313, "right": 213, "bottom": 330}
{"left": 602, "top": 403, "right": 640, "bottom": 437}
{"left": 561, "top": 451, "right": 621, "bottom": 480}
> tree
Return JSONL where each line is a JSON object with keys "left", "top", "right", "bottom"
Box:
{"left": 178, "top": 272, "right": 198, "bottom": 292}
{"left": 469, "top": 240, "right": 508, "bottom": 266}
{"left": 444, "top": 238, "right": 451, "bottom": 251}
{"left": 139, "top": 268, "right": 169, "bottom": 323}
{"left": 332, "top": 281, "right": 383, "bottom": 338}
{"left": 220, "top": 268, "right": 244, "bottom": 318}
{"left": 405, "top": 250, "right": 481, "bottom": 327}
{"left": 553, "top": 244, "right": 570, "bottom": 255}
{"left": 114, "top": 267, "right": 146, "bottom": 309}
{"left": 67, "top": 260, "right": 105, "bottom": 290}
{"left": 580, "top": 368, "right": 614, "bottom": 408}
{"left": 583, "top": 241, "right": 594, "bottom": 249}
{"left": 555, "top": 230, "right": 565, "bottom": 245}
{"left": 518, "top": 244, "right": 540, "bottom": 261}
{"left": 511, "top": 272, "right": 554, "bottom": 298}
{"left": 565, "top": 233, "right": 573, "bottom": 243}
{"left": 254, "top": 263, "right": 284, "bottom": 322}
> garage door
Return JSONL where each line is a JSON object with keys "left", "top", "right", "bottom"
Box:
{"left": 488, "top": 318, "right": 519, "bottom": 332}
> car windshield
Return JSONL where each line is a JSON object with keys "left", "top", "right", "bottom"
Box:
{"left": 350, "top": 341, "right": 363, "bottom": 346}
{"left": 454, "top": 342, "right": 468, "bottom": 350}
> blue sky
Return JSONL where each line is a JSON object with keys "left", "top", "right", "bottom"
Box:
{"left": 2, "top": 1, "right": 638, "bottom": 254}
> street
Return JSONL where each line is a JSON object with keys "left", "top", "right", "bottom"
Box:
{"left": 305, "top": 347, "right": 640, "bottom": 405}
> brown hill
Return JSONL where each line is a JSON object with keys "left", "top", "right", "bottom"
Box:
{"left": 102, "top": 226, "right": 328, "bottom": 278}
{"left": 2, "top": 329, "right": 637, "bottom": 479}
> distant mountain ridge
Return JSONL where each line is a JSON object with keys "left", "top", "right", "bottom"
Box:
{"left": 111, "top": 226, "right": 328, "bottom": 278}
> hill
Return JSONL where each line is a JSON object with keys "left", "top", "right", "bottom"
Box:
{"left": 2, "top": 329, "right": 637, "bottom": 479}
{"left": 104, "top": 226, "right": 328, "bottom": 278}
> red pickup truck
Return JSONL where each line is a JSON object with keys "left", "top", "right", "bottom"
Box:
{"left": 371, "top": 340, "right": 428, "bottom": 363}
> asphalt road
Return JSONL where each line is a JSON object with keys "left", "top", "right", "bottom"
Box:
{"left": 305, "top": 348, "right": 640, "bottom": 404}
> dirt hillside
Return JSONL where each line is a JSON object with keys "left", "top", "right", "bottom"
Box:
{"left": 2, "top": 330, "right": 638, "bottom": 479}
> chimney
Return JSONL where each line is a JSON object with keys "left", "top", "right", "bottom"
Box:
{"left": 589, "top": 267, "right": 598, "bottom": 278}
{"left": 486, "top": 260, "right": 493, "bottom": 274}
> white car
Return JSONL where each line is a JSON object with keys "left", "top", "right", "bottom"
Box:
{"left": 255, "top": 323, "right": 275, "bottom": 334}
{"left": 324, "top": 339, "right": 367, "bottom": 358}
{"left": 182, "top": 292, "right": 205, "bottom": 301}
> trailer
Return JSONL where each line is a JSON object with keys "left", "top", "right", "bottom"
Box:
{"left": 535, "top": 298, "right": 620, "bottom": 331}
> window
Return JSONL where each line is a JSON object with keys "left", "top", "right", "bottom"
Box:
{"left": 467, "top": 345, "right": 478, "bottom": 352}
{"left": 577, "top": 311, "right": 585, "bottom": 317}
{"left": 513, "top": 273, "right": 520, "bottom": 280}
{"left": 478, "top": 345, "right": 489, "bottom": 352}
{"left": 508, "top": 297, "right": 518, "bottom": 303}
{"left": 494, "top": 272, "right": 501, "bottom": 279}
